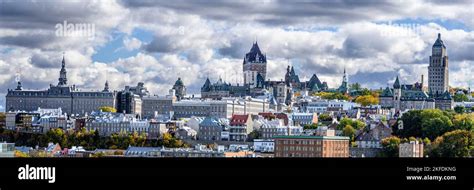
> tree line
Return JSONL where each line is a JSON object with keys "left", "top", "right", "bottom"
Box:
{"left": 381, "top": 109, "right": 474, "bottom": 157}
{"left": 0, "top": 128, "right": 188, "bottom": 150}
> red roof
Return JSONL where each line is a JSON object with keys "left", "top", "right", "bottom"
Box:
{"left": 258, "top": 112, "right": 273, "bottom": 117}
{"left": 230, "top": 114, "right": 249, "bottom": 125}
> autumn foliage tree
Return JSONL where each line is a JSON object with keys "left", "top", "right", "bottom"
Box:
{"left": 355, "top": 95, "right": 379, "bottom": 107}
{"left": 99, "top": 106, "right": 117, "bottom": 113}
{"left": 429, "top": 130, "right": 474, "bottom": 157}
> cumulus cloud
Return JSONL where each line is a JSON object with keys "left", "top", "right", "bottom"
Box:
{"left": 123, "top": 37, "right": 142, "bottom": 51}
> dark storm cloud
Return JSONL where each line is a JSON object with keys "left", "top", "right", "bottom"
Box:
{"left": 0, "top": 33, "right": 56, "bottom": 49}
{"left": 0, "top": 1, "right": 99, "bottom": 29}
{"left": 338, "top": 33, "right": 391, "bottom": 58}
{"left": 119, "top": 0, "right": 401, "bottom": 26}
{"left": 218, "top": 40, "right": 248, "bottom": 59}
{"left": 30, "top": 53, "right": 57, "bottom": 69}
{"left": 445, "top": 39, "right": 474, "bottom": 62}
{"left": 349, "top": 71, "right": 396, "bottom": 88}
{"left": 291, "top": 57, "right": 342, "bottom": 77}
{"left": 142, "top": 35, "right": 179, "bottom": 53}
{"left": 0, "top": 0, "right": 119, "bottom": 49}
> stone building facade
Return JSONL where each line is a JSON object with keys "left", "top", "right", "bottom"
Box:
{"left": 6, "top": 55, "right": 115, "bottom": 116}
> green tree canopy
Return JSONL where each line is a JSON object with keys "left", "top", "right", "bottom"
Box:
{"left": 318, "top": 113, "right": 332, "bottom": 122}
{"left": 349, "top": 83, "right": 362, "bottom": 91}
{"left": 453, "top": 93, "right": 469, "bottom": 102}
{"left": 314, "top": 92, "right": 350, "bottom": 101}
{"left": 394, "top": 109, "right": 455, "bottom": 140}
{"left": 420, "top": 109, "right": 453, "bottom": 140}
{"left": 454, "top": 106, "right": 466, "bottom": 114}
{"left": 380, "top": 136, "right": 401, "bottom": 157}
{"left": 337, "top": 118, "right": 365, "bottom": 130}
{"left": 342, "top": 125, "right": 356, "bottom": 142}
{"left": 303, "top": 123, "right": 319, "bottom": 130}
{"left": 429, "top": 130, "right": 474, "bottom": 157}
{"left": 453, "top": 113, "right": 474, "bottom": 131}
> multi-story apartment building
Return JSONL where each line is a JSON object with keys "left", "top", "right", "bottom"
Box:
{"left": 141, "top": 94, "right": 175, "bottom": 119}
{"left": 197, "top": 117, "right": 228, "bottom": 141}
{"left": 290, "top": 112, "right": 318, "bottom": 126}
{"left": 260, "top": 119, "right": 303, "bottom": 139}
{"left": 299, "top": 99, "right": 360, "bottom": 114}
{"left": 85, "top": 111, "right": 150, "bottom": 136}
{"left": 229, "top": 114, "right": 253, "bottom": 142}
{"left": 172, "top": 97, "right": 268, "bottom": 119}
{"left": 274, "top": 135, "right": 349, "bottom": 157}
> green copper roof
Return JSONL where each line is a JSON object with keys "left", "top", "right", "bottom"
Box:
{"left": 433, "top": 33, "right": 446, "bottom": 48}
{"left": 380, "top": 87, "right": 393, "bottom": 97}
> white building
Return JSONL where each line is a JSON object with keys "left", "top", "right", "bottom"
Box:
{"left": 302, "top": 99, "right": 360, "bottom": 113}
{"left": 260, "top": 119, "right": 303, "bottom": 139}
{"left": 399, "top": 141, "right": 424, "bottom": 158}
{"left": 290, "top": 112, "right": 317, "bottom": 126}
{"left": 172, "top": 97, "right": 269, "bottom": 119}
{"left": 85, "top": 111, "right": 150, "bottom": 136}
{"left": 0, "top": 142, "right": 15, "bottom": 157}
{"left": 5, "top": 107, "right": 72, "bottom": 133}
{"left": 454, "top": 101, "right": 474, "bottom": 109}
{"left": 253, "top": 139, "right": 274, "bottom": 153}
{"left": 185, "top": 116, "right": 205, "bottom": 133}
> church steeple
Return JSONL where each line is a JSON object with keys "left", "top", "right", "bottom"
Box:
{"left": 342, "top": 67, "right": 348, "bottom": 83}
{"left": 103, "top": 80, "right": 110, "bottom": 92}
{"left": 58, "top": 53, "right": 67, "bottom": 86}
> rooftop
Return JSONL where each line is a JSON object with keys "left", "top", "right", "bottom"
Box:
{"left": 273, "top": 135, "right": 350, "bottom": 140}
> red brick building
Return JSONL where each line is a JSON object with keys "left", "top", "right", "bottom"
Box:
{"left": 274, "top": 136, "right": 349, "bottom": 157}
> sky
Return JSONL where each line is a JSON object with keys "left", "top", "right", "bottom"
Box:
{"left": 1, "top": 0, "right": 474, "bottom": 111}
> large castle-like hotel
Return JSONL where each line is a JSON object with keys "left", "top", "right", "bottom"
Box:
{"left": 379, "top": 33, "right": 453, "bottom": 111}
{"left": 201, "top": 41, "right": 348, "bottom": 107}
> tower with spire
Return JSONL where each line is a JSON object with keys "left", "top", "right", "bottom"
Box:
{"left": 103, "top": 80, "right": 110, "bottom": 92}
{"left": 393, "top": 76, "right": 401, "bottom": 110}
{"left": 337, "top": 67, "right": 348, "bottom": 94}
{"left": 58, "top": 53, "right": 68, "bottom": 86}
{"left": 243, "top": 41, "right": 267, "bottom": 88}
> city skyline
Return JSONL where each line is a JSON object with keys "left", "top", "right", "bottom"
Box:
{"left": 1, "top": 0, "right": 474, "bottom": 112}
